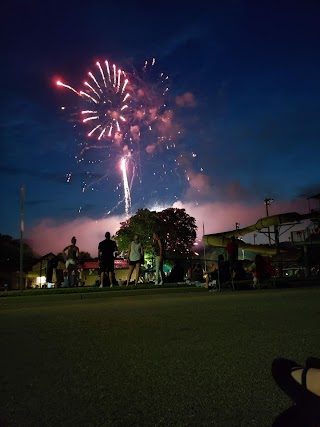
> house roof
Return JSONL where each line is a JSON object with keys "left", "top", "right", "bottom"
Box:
{"left": 78, "top": 259, "right": 129, "bottom": 269}
{"left": 30, "top": 257, "right": 129, "bottom": 270}
{"left": 38, "top": 252, "right": 56, "bottom": 261}
{"left": 114, "top": 259, "right": 129, "bottom": 268}
{"left": 79, "top": 261, "right": 98, "bottom": 269}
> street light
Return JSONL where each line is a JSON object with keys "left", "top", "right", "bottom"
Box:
{"left": 253, "top": 233, "right": 257, "bottom": 245}
{"left": 264, "top": 198, "right": 274, "bottom": 216}
{"left": 264, "top": 198, "right": 274, "bottom": 245}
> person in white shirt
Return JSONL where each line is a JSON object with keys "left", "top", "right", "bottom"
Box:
{"left": 152, "top": 231, "right": 164, "bottom": 285}
{"left": 126, "top": 234, "right": 144, "bottom": 286}
{"left": 63, "top": 236, "right": 80, "bottom": 287}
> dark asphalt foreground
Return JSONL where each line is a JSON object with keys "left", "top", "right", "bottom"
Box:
{"left": 1, "top": 286, "right": 320, "bottom": 427}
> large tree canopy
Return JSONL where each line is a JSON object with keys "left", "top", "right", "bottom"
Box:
{"left": 115, "top": 208, "right": 197, "bottom": 261}
{"left": 115, "top": 209, "right": 159, "bottom": 254}
{"left": 158, "top": 208, "right": 197, "bottom": 257}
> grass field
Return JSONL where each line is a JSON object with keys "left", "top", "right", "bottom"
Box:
{"left": 1, "top": 286, "right": 320, "bottom": 427}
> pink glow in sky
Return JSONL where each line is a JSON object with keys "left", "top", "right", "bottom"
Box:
{"left": 28, "top": 198, "right": 309, "bottom": 256}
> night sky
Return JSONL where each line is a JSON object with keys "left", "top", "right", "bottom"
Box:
{"left": 1, "top": 1, "right": 320, "bottom": 256}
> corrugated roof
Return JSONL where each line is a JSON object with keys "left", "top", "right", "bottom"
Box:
{"left": 78, "top": 260, "right": 129, "bottom": 269}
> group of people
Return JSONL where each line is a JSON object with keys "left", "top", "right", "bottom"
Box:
{"left": 59, "top": 236, "right": 320, "bottom": 426}
{"left": 202, "top": 237, "right": 276, "bottom": 289}
{"left": 61, "top": 231, "right": 165, "bottom": 288}
{"left": 124, "top": 230, "right": 165, "bottom": 287}
{"left": 185, "top": 236, "right": 243, "bottom": 288}
{"left": 60, "top": 233, "right": 277, "bottom": 289}
{"left": 184, "top": 235, "right": 278, "bottom": 290}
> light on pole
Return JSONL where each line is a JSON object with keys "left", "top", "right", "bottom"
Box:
{"left": 264, "top": 198, "right": 274, "bottom": 245}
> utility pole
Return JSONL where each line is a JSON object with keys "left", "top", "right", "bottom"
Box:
{"left": 203, "top": 222, "right": 207, "bottom": 273}
{"left": 264, "top": 198, "right": 274, "bottom": 245}
{"left": 253, "top": 233, "right": 257, "bottom": 245}
{"left": 20, "top": 184, "right": 24, "bottom": 291}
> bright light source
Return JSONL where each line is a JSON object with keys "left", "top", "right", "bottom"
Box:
{"left": 36, "top": 276, "right": 46, "bottom": 285}
{"left": 147, "top": 202, "right": 171, "bottom": 212}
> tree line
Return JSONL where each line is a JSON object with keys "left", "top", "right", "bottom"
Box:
{"left": 0, "top": 208, "right": 197, "bottom": 271}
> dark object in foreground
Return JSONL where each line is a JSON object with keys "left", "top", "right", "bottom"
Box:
{"left": 272, "top": 357, "right": 320, "bottom": 426}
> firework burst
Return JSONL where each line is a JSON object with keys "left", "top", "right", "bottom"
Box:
{"left": 57, "top": 58, "right": 181, "bottom": 216}
{"left": 57, "top": 60, "right": 132, "bottom": 141}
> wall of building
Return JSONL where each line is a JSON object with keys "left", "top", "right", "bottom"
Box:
{"left": 78, "top": 268, "right": 129, "bottom": 286}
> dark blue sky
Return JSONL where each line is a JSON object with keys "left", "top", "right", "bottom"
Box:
{"left": 1, "top": 0, "right": 320, "bottom": 252}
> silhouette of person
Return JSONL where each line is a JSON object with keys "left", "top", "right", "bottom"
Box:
{"left": 152, "top": 231, "right": 164, "bottom": 285}
{"left": 98, "top": 232, "right": 118, "bottom": 287}
{"left": 226, "top": 236, "right": 238, "bottom": 271}
{"left": 192, "top": 263, "right": 204, "bottom": 282}
{"left": 168, "top": 260, "right": 184, "bottom": 282}
{"left": 126, "top": 233, "right": 144, "bottom": 286}
{"left": 63, "top": 236, "right": 79, "bottom": 286}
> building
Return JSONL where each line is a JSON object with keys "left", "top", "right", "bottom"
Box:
{"left": 24, "top": 253, "right": 56, "bottom": 288}
{"left": 25, "top": 255, "right": 130, "bottom": 288}
{"left": 77, "top": 259, "right": 130, "bottom": 286}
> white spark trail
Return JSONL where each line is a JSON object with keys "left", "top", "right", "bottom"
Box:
{"left": 88, "top": 124, "right": 101, "bottom": 136}
{"left": 84, "top": 81, "right": 100, "bottom": 98}
{"left": 96, "top": 61, "right": 107, "bottom": 88}
{"left": 105, "top": 60, "right": 111, "bottom": 83}
{"left": 56, "top": 81, "right": 80, "bottom": 95}
{"left": 83, "top": 116, "right": 99, "bottom": 123}
{"left": 88, "top": 72, "right": 102, "bottom": 92}
{"left": 121, "top": 157, "right": 132, "bottom": 217}
{"left": 80, "top": 91, "right": 98, "bottom": 104}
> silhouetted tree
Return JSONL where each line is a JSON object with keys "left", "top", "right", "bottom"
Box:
{"left": 115, "top": 209, "right": 159, "bottom": 253}
{"left": 0, "top": 234, "right": 37, "bottom": 272}
{"left": 78, "top": 251, "right": 91, "bottom": 260}
{"left": 115, "top": 208, "right": 197, "bottom": 260}
{"left": 158, "top": 208, "right": 197, "bottom": 258}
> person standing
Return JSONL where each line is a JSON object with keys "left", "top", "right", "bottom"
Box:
{"left": 205, "top": 261, "right": 219, "bottom": 288}
{"left": 63, "top": 236, "right": 80, "bottom": 287}
{"left": 98, "top": 232, "right": 118, "bottom": 287}
{"left": 126, "top": 233, "right": 144, "bottom": 286}
{"left": 152, "top": 231, "right": 164, "bottom": 285}
{"left": 192, "top": 263, "right": 204, "bottom": 282}
{"left": 226, "top": 236, "right": 239, "bottom": 271}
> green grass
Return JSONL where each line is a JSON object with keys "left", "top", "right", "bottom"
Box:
{"left": 1, "top": 286, "right": 320, "bottom": 426}
{"left": 0, "top": 282, "right": 202, "bottom": 298}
